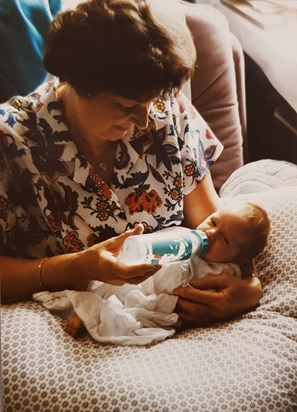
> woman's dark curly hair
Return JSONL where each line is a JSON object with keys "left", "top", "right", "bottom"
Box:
{"left": 44, "top": 0, "right": 196, "bottom": 101}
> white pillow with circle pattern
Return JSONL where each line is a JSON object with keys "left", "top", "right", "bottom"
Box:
{"left": 2, "top": 159, "right": 297, "bottom": 412}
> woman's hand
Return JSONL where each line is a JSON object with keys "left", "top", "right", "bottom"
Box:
{"left": 174, "top": 273, "right": 262, "bottom": 326}
{"left": 73, "top": 224, "right": 161, "bottom": 287}
{"left": 1, "top": 224, "right": 161, "bottom": 303}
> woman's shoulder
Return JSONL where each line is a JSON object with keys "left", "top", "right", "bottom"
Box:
{"left": 0, "top": 81, "right": 62, "bottom": 150}
{"left": 149, "top": 92, "right": 216, "bottom": 141}
{"left": 150, "top": 92, "right": 208, "bottom": 126}
{"left": 150, "top": 92, "right": 189, "bottom": 116}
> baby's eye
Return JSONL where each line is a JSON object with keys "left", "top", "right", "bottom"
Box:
{"left": 223, "top": 236, "right": 229, "bottom": 245}
{"left": 210, "top": 218, "right": 216, "bottom": 227}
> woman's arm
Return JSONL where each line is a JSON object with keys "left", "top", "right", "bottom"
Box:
{"left": 1, "top": 254, "right": 80, "bottom": 303}
{"left": 174, "top": 273, "right": 262, "bottom": 326}
{"left": 1, "top": 224, "right": 160, "bottom": 303}
{"left": 183, "top": 172, "right": 221, "bottom": 229}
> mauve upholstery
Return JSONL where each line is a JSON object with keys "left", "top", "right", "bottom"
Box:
{"left": 183, "top": 2, "right": 246, "bottom": 191}
{"left": 3, "top": 163, "right": 297, "bottom": 412}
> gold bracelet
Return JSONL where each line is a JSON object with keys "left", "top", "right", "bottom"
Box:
{"left": 37, "top": 258, "right": 47, "bottom": 290}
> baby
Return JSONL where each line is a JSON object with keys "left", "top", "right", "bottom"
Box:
{"left": 35, "top": 199, "right": 270, "bottom": 345}
{"left": 194, "top": 197, "right": 269, "bottom": 278}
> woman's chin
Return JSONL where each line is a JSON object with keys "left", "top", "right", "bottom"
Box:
{"left": 106, "top": 126, "right": 129, "bottom": 140}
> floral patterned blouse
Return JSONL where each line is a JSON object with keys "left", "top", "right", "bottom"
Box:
{"left": 0, "top": 81, "right": 223, "bottom": 259}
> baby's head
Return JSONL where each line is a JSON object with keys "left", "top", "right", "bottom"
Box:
{"left": 197, "top": 199, "right": 270, "bottom": 265}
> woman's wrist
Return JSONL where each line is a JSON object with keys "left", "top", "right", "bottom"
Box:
{"left": 1, "top": 253, "right": 86, "bottom": 303}
{"left": 37, "top": 258, "right": 48, "bottom": 290}
{"left": 245, "top": 274, "right": 263, "bottom": 306}
{"left": 39, "top": 252, "right": 83, "bottom": 291}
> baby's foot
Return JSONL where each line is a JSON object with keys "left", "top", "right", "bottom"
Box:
{"left": 66, "top": 313, "right": 86, "bottom": 338}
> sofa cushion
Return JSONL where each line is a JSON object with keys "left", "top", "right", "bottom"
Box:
{"left": 183, "top": 3, "right": 245, "bottom": 190}
{"left": 220, "top": 159, "right": 297, "bottom": 321}
{"left": 2, "top": 159, "right": 297, "bottom": 411}
{"left": 220, "top": 158, "right": 297, "bottom": 196}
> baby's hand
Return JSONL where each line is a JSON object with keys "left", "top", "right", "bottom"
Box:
{"left": 66, "top": 313, "right": 86, "bottom": 338}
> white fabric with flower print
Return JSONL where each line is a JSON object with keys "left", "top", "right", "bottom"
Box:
{"left": 0, "top": 81, "right": 223, "bottom": 259}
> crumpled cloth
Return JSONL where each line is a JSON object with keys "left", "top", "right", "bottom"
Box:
{"left": 33, "top": 258, "right": 240, "bottom": 346}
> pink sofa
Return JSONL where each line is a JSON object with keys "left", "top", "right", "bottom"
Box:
{"left": 183, "top": 2, "right": 247, "bottom": 191}
{"left": 2, "top": 3, "right": 297, "bottom": 412}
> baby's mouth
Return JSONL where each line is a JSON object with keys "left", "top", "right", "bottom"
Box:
{"left": 202, "top": 239, "right": 213, "bottom": 255}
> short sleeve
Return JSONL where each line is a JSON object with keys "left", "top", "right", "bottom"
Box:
{"left": 173, "top": 93, "right": 223, "bottom": 195}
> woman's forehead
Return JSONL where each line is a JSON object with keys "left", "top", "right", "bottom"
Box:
{"left": 115, "top": 95, "right": 154, "bottom": 105}
{"left": 92, "top": 93, "right": 156, "bottom": 106}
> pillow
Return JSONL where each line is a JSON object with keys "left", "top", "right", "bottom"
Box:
{"left": 183, "top": 3, "right": 245, "bottom": 191}
{"left": 2, "top": 159, "right": 297, "bottom": 412}
{"left": 221, "top": 159, "right": 297, "bottom": 318}
{"left": 220, "top": 158, "right": 297, "bottom": 196}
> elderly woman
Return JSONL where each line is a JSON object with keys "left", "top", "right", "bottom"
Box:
{"left": 0, "top": 0, "right": 261, "bottom": 325}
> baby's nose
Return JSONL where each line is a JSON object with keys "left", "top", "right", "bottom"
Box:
{"left": 206, "top": 228, "right": 216, "bottom": 239}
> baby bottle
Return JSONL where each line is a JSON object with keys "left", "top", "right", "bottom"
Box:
{"left": 118, "top": 226, "right": 208, "bottom": 265}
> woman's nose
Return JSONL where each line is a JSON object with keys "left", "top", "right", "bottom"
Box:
{"left": 131, "top": 104, "right": 149, "bottom": 130}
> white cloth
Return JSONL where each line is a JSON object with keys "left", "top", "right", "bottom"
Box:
{"left": 33, "top": 258, "right": 240, "bottom": 346}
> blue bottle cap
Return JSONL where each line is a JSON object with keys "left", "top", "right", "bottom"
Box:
{"left": 191, "top": 230, "right": 208, "bottom": 254}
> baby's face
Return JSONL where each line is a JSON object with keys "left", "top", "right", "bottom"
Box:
{"left": 197, "top": 206, "right": 250, "bottom": 263}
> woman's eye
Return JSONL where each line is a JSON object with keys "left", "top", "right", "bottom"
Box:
{"left": 122, "top": 104, "right": 136, "bottom": 112}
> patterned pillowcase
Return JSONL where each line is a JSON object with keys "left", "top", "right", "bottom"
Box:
{"left": 220, "top": 159, "right": 297, "bottom": 318}
{"left": 2, "top": 159, "right": 297, "bottom": 412}
{"left": 220, "top": 158, "right": 297, "bottom": 195}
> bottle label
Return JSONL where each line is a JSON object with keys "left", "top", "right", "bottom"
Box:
{"left": 144, "top": 231, "right": 200, "bottom": 265}
{"left": 119, "top": 228, "right": 208, "bottom": 265}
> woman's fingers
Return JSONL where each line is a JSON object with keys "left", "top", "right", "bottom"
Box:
{"left": 173, "top": 284, "right": 224, "bottom": 306}
{"left": 98, "top": 224, "right": 144, "bottom": 254}
{"left": 176, "top": 297, "right": 220, "bottom": 325}
{"left": 99, "top": 249, "right": 161, "bottom": 283}
{"left": 109, "top": 266, "right": 159, "bottom": 286}
{"left": 116, "top": 262, "right": 161, "bottom": 280}
{"left": 188, "top": 272, "right": 232, "bottom": 290}
{"left": 121, "top": 272, "right": 156, "bottom": 285}
{"left": 181, "top": 312, "right": 213, "bottom": 326}
{"left": 173, "top": 274, "right": 263, "bottom": 327}
{"left": 114, "top": 223, "right": 144, "bottom": 245}
{"left": 177, "top": 297, "right": 208, "bottom": 317}
{"left": 76, "top": 227, "right": 161, "bottom": 286}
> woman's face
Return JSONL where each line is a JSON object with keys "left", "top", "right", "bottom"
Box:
{"left": 69, "top": 90, "right": 153, "bottom": 143}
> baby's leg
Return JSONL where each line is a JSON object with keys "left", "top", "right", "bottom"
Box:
{"left": 66, "top": 313, "right": 86, "bottom": 338}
